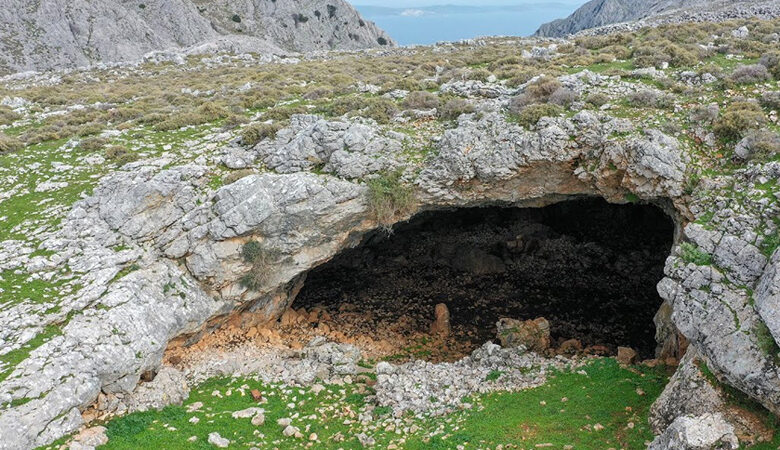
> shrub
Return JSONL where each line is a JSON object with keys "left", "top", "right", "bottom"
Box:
{"left": 713, "top": 101, "right": 767, "bottom": 142}
{"left": 759, "top": 50, "right": 780, "bottom": 78}
{"left": 367, "top": 171, "right": 415, "bottom": 232}
{"left": 586, "top": 92, "right": 610, "bottom": 107}
{"left": 0, "top": 106, "right": 19, "bottom": 126}
{"left": 730, "top": 64, "right": 771, "bottom": 84}
{"left": 241, "top": 122, "right": 281, "bottom": 147}
{"left": 548, "top": 87, "right": 579, "bottom": 107}
{"left": 0, "top": 133, "right": 23, "bottom": 154}
{"left": 736, "top": 129, "right": 780, "bottom": 160}
{"left": 760, "top": 91, "right": 780, "bottom": 110}
{"left": 402, "top": 91, "right": 440, "bottom": 110}
{"left": 627, "top": 89, "right": 673, "bottom": 109}
{"left": 511, "top": 104, "right": 564, "bottom": 127}
{"left": 679, "top": 242, "right": 712, "bottom": 266}
{"left": 78, "top": 137, "right": 108, "bottom": 152}
{"left": 688, "top": 104, "right": 719, "bottom": 125}
{"left": 239, "top": 240, "right": 276, "bottom": 290}
{"left": 105, "top": 145, "right": 137, "bottom": 165}
{"left": 362, "top": 97, "right": 399, "bottom": 124}
{"left": 524, "top": 77, "right": 562, "bottom": 102}
{"left": 223, "top": 114, "right": 248, "bottom": 130}
{"left": 438, "top": 98, "right": 474, "bottom": 120}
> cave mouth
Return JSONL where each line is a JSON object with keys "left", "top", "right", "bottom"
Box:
{"left": 292, "top": 197, "right": 675, "bottom": 360}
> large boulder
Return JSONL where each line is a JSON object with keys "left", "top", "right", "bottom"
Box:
{"left": 496, "top": 317, "right": 551, "bottom": 352}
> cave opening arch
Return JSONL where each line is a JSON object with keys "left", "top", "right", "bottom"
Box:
{"left": 289, "top": 197, "right": 677, "bottom": 360}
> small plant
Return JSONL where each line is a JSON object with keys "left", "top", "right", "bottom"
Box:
{"left": 241, "top": 122, "right": 281, "bottom": 147}
{"left": 759, "top": 50, "right": 780, "bottom": 78}
{"left": 754, "top": 321, "right": 780, "bottom": 359}
{"left": 0, "top": 133, "right": 23, "bottom": 154}
{"left": 437, "top": 98, "right": 474, "bottom": 121}
{"left": 736, "top": 129, "right": 780, "bottom": 160}
{"left": 231, "top": 14, "right": 241, "bottom": 23}
{"left": 78, "top": 137, "right": 108, "bottom": 152}
{"left": 377, "top": 37, "right": 388, "bottom": 46}
{"left": 224, "top": 169, "right": 255, "bottom": 185}
{"left": 402, "top": 91, "right": 440, "bottom": 110}
{"left": 240, "top": 240, "right": 276, "bottom": 291}
{"left": 367, "top": 171, "right": 415, "bottom": 232}
{"left": 678, "top": 242, "right": 712, "bottom": 266}
{"left": 105, "top": 145, "right": 137, "bottom": 165}
{"left": 713, "top": 101, "right": 767, "bottom": 142}
{"left": 729, "top": 64, "right": 771, "bottom": 84}
{"left": 548, "top": 87, "right": 579, "bottom": 107}
{"left": 510, "top": 103, "right": 563, "bottom": 128}
{"left": 586, "top": 92, "right": 610, "bottom": 107}
{"left": 485, "top": 370, "right": 504, "bottom": 382}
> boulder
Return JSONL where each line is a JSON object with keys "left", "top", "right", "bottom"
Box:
{"left": 617, "top": 347, "right": 638, "bottom": 366}
{"left": 648, "top": 413, "right": 738, "bottom": 450}
{"left": 496, "top": 318, "right": 551, "bottom": 352}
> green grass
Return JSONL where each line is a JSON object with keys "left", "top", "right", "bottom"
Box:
{"left": 679, "top": 242, "right": 713, "bottom": 266}
{"left": 64, "top": 359, "right": 667, "bottom": 449}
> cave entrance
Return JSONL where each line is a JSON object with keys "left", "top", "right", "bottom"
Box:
{"left": 290, "top": 198, "right": 675, "bottom": 361}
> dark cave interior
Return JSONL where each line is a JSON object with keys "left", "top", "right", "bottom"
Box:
{"left": 293, "top": 198, "right": 675, "bottom": 358}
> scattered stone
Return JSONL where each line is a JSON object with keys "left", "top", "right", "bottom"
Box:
{"left": 649, "top": 413, "right": 739, "bottom": 450}
{"left": 208, "top": 432, "right": 230, "bottom": 448}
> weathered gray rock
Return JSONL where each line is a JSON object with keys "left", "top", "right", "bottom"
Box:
{"left": 648, "top": 413, "right": 739, "bottom": 450}
{"left": 252, "top": 115, "right": 406, "bottom": 179}
{"left": 756, "top": 249, "right": 780, "bottom": 343}
{"left": 0, "top": 0, "right": 394, "bottom": 74}
{"left": 650, "top": 350, "right": 725, "bottom": 434}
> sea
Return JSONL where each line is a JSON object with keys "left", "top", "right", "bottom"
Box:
{"left": 352, "top": 2, "right": 586, "bottom": 45}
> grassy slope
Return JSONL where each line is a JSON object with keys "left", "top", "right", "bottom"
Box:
{"left": 62, "top": 359, "right": 669, "bottom": 449}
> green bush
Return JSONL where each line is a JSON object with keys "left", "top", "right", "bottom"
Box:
{"left": 713, "top": 102, "right": 767, "bottom": 142}
{"left": 78, "top": 137, "right": 108, "bottom": 152}
{"left": 241, "top": 122, "right": 282, "bottom": 147}
{"left": 679, "top": 242, "right": 712, "bottom": 266}
{"left": 362, "top": 97, "right": 399, "bottom": 124}
{"left": 510, "top": 104, "right": 563, "bottom": 127}
{"left": 0, "top": 133, "right": 23, "bottom": 154}
{"left": 367, "top": 171, "right": 415, "bottom": 232}
{"left": 402, "top": 91, "right": 440, "bottom": 110}
{"left": 729, "top": 64, "right": 771, "bottom": 84}
{"left": 105, "top": 145, "right": 137, "bottom": 165}
{"left": 586, "top": 92, "right": 610, "bottom": 107}
{"left": 239, "top": 240, "right": 275, "bottom": 291}
{"left": 759, "top": 50, "right": 780, "bottom": 78}
{"left": 438, "top": 98, "right": 475, "bottom": 121}
{"left": 0, "top": 106, "right": 20, "bottom": 126}
{"left": 737, "top": 129, "right": 780, "bottom": 160}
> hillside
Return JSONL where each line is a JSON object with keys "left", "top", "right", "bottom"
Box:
{"left": 0, "top": 0, "right": 393, "bottom": 74}
{"left": 536, "top": 0, "right": 780, "bottom": 37}
{"left": 0, "top": 11, "right": 778, "bottom": 450}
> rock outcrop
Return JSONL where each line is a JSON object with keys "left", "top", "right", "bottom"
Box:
{"left": 535, "top": 0, "right": 780, "bottom": 37}
{"left": 0, "top": 0, "right": 393, "bottom": 74}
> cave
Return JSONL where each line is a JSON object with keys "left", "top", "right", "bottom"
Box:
{"left": 291, "top": 197, "right": 675, "bottom": 359}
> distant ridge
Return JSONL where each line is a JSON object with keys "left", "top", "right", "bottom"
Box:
{"left": 0, "top": 0, "right": 394, "bottom": 74}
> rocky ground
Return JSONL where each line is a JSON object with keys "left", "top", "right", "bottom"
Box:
{"left": 0, "top": 15, "right": 778, "bottom": 450}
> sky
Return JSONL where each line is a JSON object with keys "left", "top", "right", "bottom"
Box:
{"left": 348, "top": 0, "right": 590, "bottom": 45}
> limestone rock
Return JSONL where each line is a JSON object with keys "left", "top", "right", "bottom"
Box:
{"left": 496, "top": 318, "right": 551, "bottom": 352}
{"left": 208, "top": 432, "right": 230, "bottom": 448}
{"left": 648, "top": 413, "right": 739, "bottom": 450}
{"left": 650, "top": 350, "right": 726, "bottom": 434}
{"left": 0, "top": 0, "right": 394, "bottom": 74}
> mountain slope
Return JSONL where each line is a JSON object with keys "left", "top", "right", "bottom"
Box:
{"left": 0, "top": 0, "right": 394, "bottom": 74}
{"left": 535, "top": 0, "right": 775, "bottom": 37}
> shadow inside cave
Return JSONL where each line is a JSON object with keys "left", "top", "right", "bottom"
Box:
{"left": 292, "top": 197, "right": 676, "bottom": 359}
